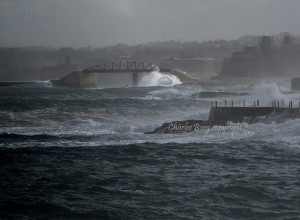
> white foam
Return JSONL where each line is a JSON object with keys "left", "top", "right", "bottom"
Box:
{"left": 147, "top": 88, "right": 187, "bottom": 99}
{"left": 240, "top": 82, "right": 287, "bottom": 106}
{"left": 138, "top": 71, "right": 182, "bottom": 87}
{"left": 4, "top": 119, "right": 300, "bottom": 148}
{"left": 144, "top": 86, "right": 203, "bottom": 100}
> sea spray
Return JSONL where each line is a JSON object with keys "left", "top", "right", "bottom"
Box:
{"left": 138, "top": 71, "right": 182, "bottom": 87}
{"left": 144, "top": 87, "right": 203, "bottom": 100}
{"left": 250, "top": 82, "right": 286, "bottom": 105}
{"left": 146, "top": 88, "right": 187, "bottom": 100}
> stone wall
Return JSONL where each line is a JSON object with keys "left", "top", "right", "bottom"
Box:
{"left": 51, "top": 71, "right": 97, "bottom": 88}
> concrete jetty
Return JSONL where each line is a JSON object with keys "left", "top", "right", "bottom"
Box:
{"left": 145, "top": 104, "right": 300, "bottom": 134}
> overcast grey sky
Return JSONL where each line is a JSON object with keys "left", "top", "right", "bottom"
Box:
{"left": 1, "top": 0, "right": 300, "bottom": 47}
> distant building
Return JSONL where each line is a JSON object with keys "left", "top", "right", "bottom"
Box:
{"left": 259, "top": 36, "right": 272, "bottom": 53}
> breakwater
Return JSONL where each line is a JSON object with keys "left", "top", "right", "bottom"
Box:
{"left": 51, "top": 71, "right": 97, "bottom": 88}
{"left": 146, "top": 103, "right": 300, "bottom": 134}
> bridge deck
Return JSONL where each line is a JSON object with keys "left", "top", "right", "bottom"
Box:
{"left": 83, "top": 61, "right": 160, "bottom": 74}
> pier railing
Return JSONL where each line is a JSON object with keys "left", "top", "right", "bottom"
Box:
{"left": 211, "top": 100, "right": 300, "bottom": 108}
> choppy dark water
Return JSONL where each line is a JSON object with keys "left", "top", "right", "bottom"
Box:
{"left": 1, "top": 84, "right": 300, "bottom": 219}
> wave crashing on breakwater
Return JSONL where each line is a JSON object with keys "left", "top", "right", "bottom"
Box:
{"left": 138, "top": 71, "right": 182, "bottom": 87}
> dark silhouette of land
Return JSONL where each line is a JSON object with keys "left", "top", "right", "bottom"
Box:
{"left": 1, "top": 32, "right": 300, "bottom": 83}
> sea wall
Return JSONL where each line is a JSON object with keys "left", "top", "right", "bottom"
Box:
{"left": 51, "top": 71, "right": 97, "bottom": 88}
{"left": 208, "top": 107, "right": 275, "bottom": 122}
{"left": 209, "top": 106, "right": 300, "bottom": 122}
{"left": 146, "top": 106, "right": 300, "bottom": 134}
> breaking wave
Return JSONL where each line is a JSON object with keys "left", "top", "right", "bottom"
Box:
{"left": 249, "top": 82, "right": 286, "bottom": 105}
{"left": 143, "top": 87, "right": 203, "bottom": 100}
{"left": 138, "top": 71, "right": 181, "bottom": 87}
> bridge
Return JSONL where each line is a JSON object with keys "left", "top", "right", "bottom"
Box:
{"left": 83, "top": 60, "right": 159, "bottom": 74}
{"left": 51, "top": 61, "right": 166, "bottom": 88}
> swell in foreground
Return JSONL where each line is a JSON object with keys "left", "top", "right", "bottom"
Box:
{"left": 0, "top": 83, "right": 300, "bottom": 219}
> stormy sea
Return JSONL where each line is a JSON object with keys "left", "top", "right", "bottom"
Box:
{"left": 1, "top": 73, "right": 300, "bottom": 219}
